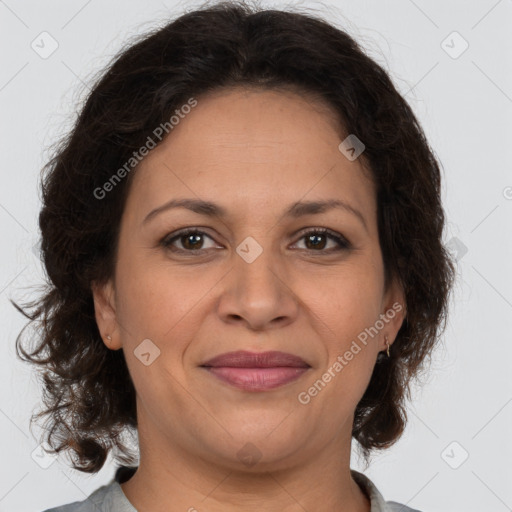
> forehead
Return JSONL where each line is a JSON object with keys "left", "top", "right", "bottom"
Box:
{"left": 124, "top": 87, "right": 376, "bottom": 225}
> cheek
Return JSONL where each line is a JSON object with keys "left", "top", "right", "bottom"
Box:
{"left": 113, "top": 258, "right": 201, "bottom": 407}
{"left": 304, "top": 262, "right": 382, "bottom": 327}
{"left": 113, "top": 255, "right": 221, "bottom": 368}
{"left": 303, "top": 275, "right": 380, "bottom": 411}
{"left": 300, "top": 262, "right": 383, "bottom": 386}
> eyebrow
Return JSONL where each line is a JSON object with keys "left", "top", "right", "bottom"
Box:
{"left": 143, "top": 198, "right": 367, "bottom": 231}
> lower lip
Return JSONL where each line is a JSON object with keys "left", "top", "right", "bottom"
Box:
{"left": 202, "top": 366, "right": 310, "bottom": 391}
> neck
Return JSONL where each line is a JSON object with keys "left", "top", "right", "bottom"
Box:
{"left": 121, "top": 416, "right": 370, "bottom": 512}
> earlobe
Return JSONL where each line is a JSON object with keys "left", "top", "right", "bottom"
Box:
{"left": 91, "top": 279, "right": 122, "bottom": 350}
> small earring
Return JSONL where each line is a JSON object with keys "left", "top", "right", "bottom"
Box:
{"left": 385, "top": 335, "right": 390, "bottom": 357}
{"left": 106, "top": 335, "right": 112, "bottom": 341}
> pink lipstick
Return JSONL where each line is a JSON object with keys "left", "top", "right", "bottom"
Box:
{"left": 200, "top": 350, "right": 310, "bottom": 391}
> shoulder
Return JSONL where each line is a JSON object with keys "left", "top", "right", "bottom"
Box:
{"left": 386, "top": 502, "right": 423, "bottom": 512}
{"left": 351, "top": 469, "right": 425, "bottom": 512}
{"left": 41, "top": 481, "right": 134, "bottom": 512}
{"left": 42, "top": 466, "right": 138, "bottom": 512}
{"left": 42, "top": 484, "right": 110, "bottom": 511}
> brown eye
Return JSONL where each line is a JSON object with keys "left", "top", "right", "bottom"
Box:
{"left": 180, "top": 232, "right": 205, "bottom": 250}
{"left": 305, "top": 232, "right": 328, "bottom": 250}
{"left": 161, "top": 229, "right": 217, "bottom": 252}
{"left": 294, "top": 229, "right": 350, "bottom": 252}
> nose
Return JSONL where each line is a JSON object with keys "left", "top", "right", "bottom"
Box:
{"left": 216, "top": 249, "right": 299, "bottom": 332}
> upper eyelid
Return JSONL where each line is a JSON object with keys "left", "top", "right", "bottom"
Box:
{"left": 163, "top": 228, "right": 221, "bottom": 246}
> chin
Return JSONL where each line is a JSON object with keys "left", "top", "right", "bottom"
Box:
{"left": 200, "top": 420, "right": 311, "bottom": 471}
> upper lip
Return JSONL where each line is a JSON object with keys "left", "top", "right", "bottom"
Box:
{"left": 201, "top": 350, "right": 310, "bottom": 368}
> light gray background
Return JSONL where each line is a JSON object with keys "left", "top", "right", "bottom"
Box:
{"left": 1, "top": 0, "right": 511, "bottom": 511}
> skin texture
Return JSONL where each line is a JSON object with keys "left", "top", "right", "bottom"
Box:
{"left": 92, "top": 86, "right": 405, "bottom": 512}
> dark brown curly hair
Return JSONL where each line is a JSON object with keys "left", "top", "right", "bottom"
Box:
{"left": 13, "top": 0, "right": 455, "bottom": 474}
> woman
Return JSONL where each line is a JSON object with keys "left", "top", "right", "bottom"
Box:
{"left": 15, "top": 1, "right": 455, "bottom": 511}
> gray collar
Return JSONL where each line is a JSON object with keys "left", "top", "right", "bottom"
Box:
{"left": 351, "top": 469, "right": 396, "bottom": 511}
{"left": 102, "top": 468, "right": 406, "bottom": 512}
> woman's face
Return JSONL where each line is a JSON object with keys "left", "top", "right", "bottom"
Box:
{"left": 93, "top": 86, "right": 405, "bottom": 471}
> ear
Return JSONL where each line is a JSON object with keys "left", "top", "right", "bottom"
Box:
{"left": 381, "top": 276, "right": 407, "bottom": 352}
{"left": 91, "top": 279, "right": 122, "bottom": 350}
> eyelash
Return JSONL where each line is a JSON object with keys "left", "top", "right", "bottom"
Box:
{"left": 160, "top": 227, "right": 351, "bottom": 255}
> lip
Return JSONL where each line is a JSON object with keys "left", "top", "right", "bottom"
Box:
{"left": 201, "top": 350, "right": 310, "bottom": 368}
{"left": 200, "top": 350, "right": 311, "bottom": 391}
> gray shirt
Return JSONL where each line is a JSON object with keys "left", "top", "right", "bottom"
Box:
{"left": 43, "top": 467, "right": 422, "bottom": 512}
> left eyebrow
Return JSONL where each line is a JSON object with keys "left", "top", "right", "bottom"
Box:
{"left": 142, "top": 198, "right": 368, "bottom": 232}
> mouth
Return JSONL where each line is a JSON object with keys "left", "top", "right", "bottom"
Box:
{"left": 200, "top": 350, "right": 311, "bottom": 392}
